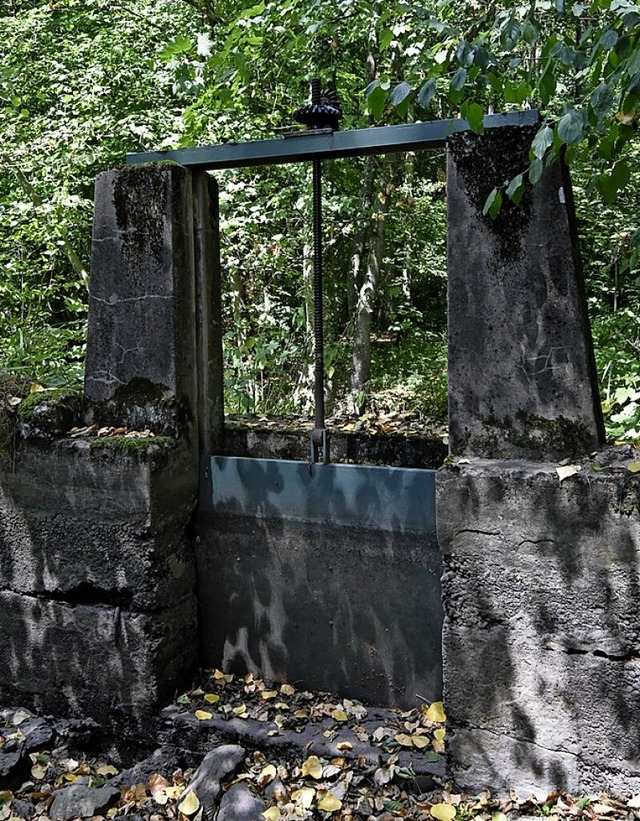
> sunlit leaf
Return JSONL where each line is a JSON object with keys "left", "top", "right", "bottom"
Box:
{"left": 194, "top": 709, "right": 213, "bottom": 721}
{"left": 204, "top": 693, "right": 220, "bottom": 704}
{"left": 301, "top": 755, "right": 323, "bottom": 779}
{"left": 425, "top": 701, "right": 447, "bottom": 722}
{"left": 317, "top": 792, "right": 342, "bottom": 812}
{"left": 291, "top": 787, "right": 315, "bottom": 809}
{"left": 556, "top": 464, "right": 582, "bottom": 481}
{"left": 331, "top": 709, "right": 348, "bottom": 722}
{"left": 280, "top": 683, "right": 295, "bottom": 695}
{"left": 262, "top": 808, "right": 282, "bottom": 821}
{"left": 178, "top": 790, "right": 200, "bottom": 816}
{"left": 431, "top": 803, "right": 456, "bottom": 821}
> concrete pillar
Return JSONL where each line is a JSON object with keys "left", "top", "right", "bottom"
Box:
{"left": 84, "top": 164, "right": 198, "bottom": 438}
{"left": 446, "top": 126, "right": 604, "bottom": 460}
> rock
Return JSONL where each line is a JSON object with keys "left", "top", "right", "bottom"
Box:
{"left": 21, "top": 717, "right": 54, "bottom": 751}
{"left": 217, "top": 783, "right": 266, "bottom": 821}
{"left": 0, "top": 747, "right": 27, "bottom": 784}
{"left": 111, "top": 747, "right": 183, "bottom": 788}
{"left": 10, "top": 797, "right": 36, "bottom": 818}
{"left": 48, "top": 783, "right": 120, "bottom": 821}
{"left": 184, "top": 744, "right": 246, "bottom": 817}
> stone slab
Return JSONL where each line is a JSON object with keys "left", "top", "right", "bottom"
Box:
{"left": 196, "top": 512, "right": 443, "bottom": 708}
{"left": 437, "top": 455, "right": 640, "bottom": 794}
{"left": 446, "top": 126, "right": 603, "bottom": 460}
{"left": 0, "top": 590, "right": 197, "bottom": 725}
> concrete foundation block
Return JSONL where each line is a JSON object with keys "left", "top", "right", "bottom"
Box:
{"left": 437, "top": 456, "right": 640, "bottom": 794}
{"left": 0, "top": 589, "right": 197, "bottom": 725}
{"left": 0, "top": 439, "right": 197, "bottom": 611}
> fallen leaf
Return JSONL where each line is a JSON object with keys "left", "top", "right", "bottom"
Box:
{"left": 425, "top": 701, "right": 447, "bottom": 722}
{"left": 203, "top": 693, "right": 220, "bottom": 704}
{"left": 233, "top": 704, "right": 248, "bottom": 716}
{"left": 178, "top": 790, "right": 200, "bottom": 816}
{"left": 261, "top": 690, "right": 278, "bottom": 700}
{"left": 291, "top": 787, "right": 315, "bottom": 809}
{"left": 96, "top": 765, "right": 118, "bottom": 778}
{"left": 258, "top": 764, "right": 277, "bottom": 786}
{"left": 331, "top": 709, "right": 349, "bottom": 722}
{"left": 395, "top": 733, "right": 414, "bottom": 747}
{"left": 301, "top": 756, "right": 323, "bottom": 779}
{"left": 317, "top": 791, "right": 342, "bottom": 812}
{"left": 628, "top": 461, "right": 640, "bottom": 473}
{"left": 194, "top": 710, "right": 213, "bottom": 721}
{"left": 280, "top": 683, "right": 295, "bottom": 695}
{"left": 412, "top": 735, "right": 431, "bottom": 749}
{"left": 556, "top": 464, "right": 582, "bottom": 482}
{"left": 262, "top": 807, "right": 282, "bottom": 820}
{"left": 336, "top": 741, "right": 353, "bottom": 751}
{"left": 431, "top": 803, "right": 456, "bottom": 821}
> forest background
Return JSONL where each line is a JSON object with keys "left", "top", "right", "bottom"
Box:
{"left": 0, "top": 0, "right": 638, "bottom": 441}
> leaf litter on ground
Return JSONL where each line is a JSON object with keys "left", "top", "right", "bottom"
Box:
{"left": 2, "top": 672, "right": 640, "bottom": 820}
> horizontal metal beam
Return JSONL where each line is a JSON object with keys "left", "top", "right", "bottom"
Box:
{"left": 126, "top": 110, "right": 540, "bottom": 170}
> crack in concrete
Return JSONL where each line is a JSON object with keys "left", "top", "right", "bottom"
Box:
{"left": 457, "top": 721, "right": 580, "bottom": 759}
{"left": 90, "top": 294, "right": 173, "bottom": 305}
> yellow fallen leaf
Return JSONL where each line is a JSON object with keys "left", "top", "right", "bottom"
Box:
{"left": 434, "top": 728, "right": 446, "bottom": 742}
{"left": 395, "top": 733, "right": 414, "bottom": 747}
{"left": 331, "top": 709, "right": 348, "bottom": 722}
{"left": 262, "top": 807, "right": 282, "bottom": 821}
{"left": 97, "top": 765, "right": 118, "bottom": 777}
{"left": 233, "top": 704, "right": 247, "bottom": 716}
{"left": 556, "top": 464, "right": 582, "bottom": 482}
{"left": 261, "top": 690, "right": 278, "bottom": 700}
{"left": 178, "top": 790, "right": 200, "bottom": 816}
{"left": 258, "top": 764, "right": 277, "bottom": 786}
{"left": 29, "top": 382, "right": 45, "bottom": 393}
{"left": 280, "top": 683, "right": 295, "bottom": 695}
{"left": 628, "top": 461, "right": 640, "bottom": 473}
{"left": 204, "top": 693, "right": 220, "bottom": 704}
{"left": 431, "top": 803, "right": 456, "bottom": 821}
{"left": 301, "top": 755, "right": 323, "bottom": 779}
{"left": 412, "top": 735, "right": 431, "bottom": 748}
{"left": 292, "top": 787, "right": 315, "bottom": 809}
{"left": 194, "top": 710, "right": 213, "bottom": 721}
{"left": 336, "top": 741, "right": 353, "bottom": 751}
{"left": 425, "top": 701, "right": 447, "bottom": 723}
{"left": 165, "top": 785, "right": 184, "bottom": 800}
{"left": 317, "top": 792, "right": 342, "bottom": 812}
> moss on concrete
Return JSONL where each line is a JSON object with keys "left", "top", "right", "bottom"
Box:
{"left": 89, "top": 435, "right": 174, "bottom": 453}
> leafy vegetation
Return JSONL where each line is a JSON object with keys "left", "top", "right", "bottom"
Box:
{"left": 0, "top": 0, "right": 638, "bottom": 440}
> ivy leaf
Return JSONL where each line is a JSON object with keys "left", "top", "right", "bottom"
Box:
{"left": 532, "top": 124, "right": 554, "bottom": 159}
{"left": 390, "top": 81, "right": 411, "bottom": 107}
{"left": 529, "top": 158, "right": 543, "bottom": 185}
{"left": 506, "top": 173, "right": 525, "bottom": 204}
{"left": 590, "top": 82, "right": 614, "bottom": 119}
{"left": 463, "top": 101, "right": 484, "bottom": 134}
{"left": 450, "top": 67, "right": 467, "bottom": 91}
{"left": 482, "top": 188, "right": 502, "bottom": 220}
{"left": 417, "top": 78, "right": 436, "bottom": 109}
{"left": 500, "top": 17, "right": 522, "bottom": 50}
{"left": 557, "top": 108, "right": 585, "bottom": 144}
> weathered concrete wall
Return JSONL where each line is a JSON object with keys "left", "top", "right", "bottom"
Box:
{"left": 437, "top": 451, "right": 640, "bottom": 795}
{"left": 196, "top": 512, "right": 443, "bottom": 707}
{"left": 0, "top": 438, "right": 198, "bottom": 725}
{"left": 447, "top": 127, "right": 603, "bottom": 460}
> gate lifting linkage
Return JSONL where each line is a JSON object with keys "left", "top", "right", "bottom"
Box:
{"left": 290, "top": 80, "right": 342, "bottom": 465}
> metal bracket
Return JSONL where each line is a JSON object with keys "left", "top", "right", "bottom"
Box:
{"left": 309, "top": 428, "right": 329, "bottom": 465}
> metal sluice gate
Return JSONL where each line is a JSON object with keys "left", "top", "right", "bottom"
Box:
{"left": 127, "top": 93, "right": 538, "bottom": 523}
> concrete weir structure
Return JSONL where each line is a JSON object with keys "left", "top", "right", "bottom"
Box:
{"left": 0, "top": 126, "right": 639, "bottom": 794}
